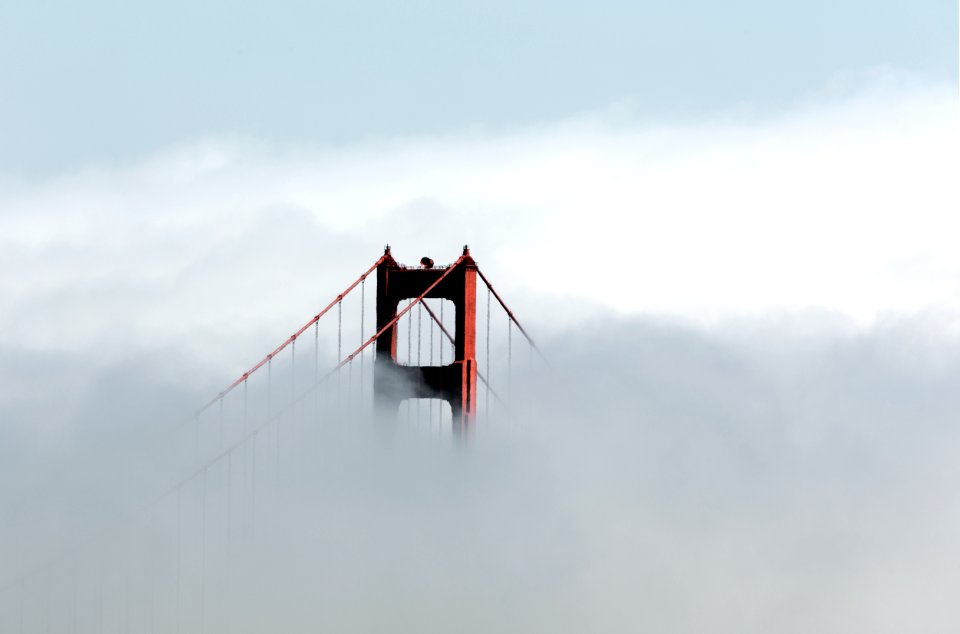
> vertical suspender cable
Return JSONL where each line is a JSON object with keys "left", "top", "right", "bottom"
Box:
{"left": 226, "top": 451, "right": 232, "bottom": 557}
{"left": 149, "top": 506, "right": 156, "bottom": 634}
{"left": 337, "top": 300, "right": 342, "bottom": 400}
{"left": 251, "top": 431, "right": 257, "bottom": 536}
{"left": 440, "top": 300, "right": 445, "bottom": 427}
{"left": 292, "top": 336, "right": 300, "bottom": 456}
{"left": 417, "top": 302, "right": 422, "bottom": 424}
{"left": 347, "top": 301, "right": 353, "bottom": 404}
{"left": 17, "top": 579, "right": 23, "bottom": 634}
{"left": 123, "top": 541, "right": 130, "bottom": 634}
{"left": 407, "top": 299, "right": 412, "bottom": 364}
{"left": 314, "top": 320, "right": 319, "bottom": 413}
{"left": 407, "top": 300, "right": 413, "bottom": 423}
{"left": 486, "top": 287, "right": 491, "bottom": 414}
{"left": 97, "top": 557, "right": 103, "bottom": 634}
{"left": 430, "top": 302, "right": 435, "bottom": 428}
{"left": 282, "top": 338, "right": 295, "bottom": 476}
{"left": 218, "top": 398, "right": 224, "bottom": 451}
{"left": 275, "top": 413, "right": 280, "bottom": 487}
{"left": 76, "top": 555, "right": 83, "bottom": 634}
{"left": 508, "top": 318, "right": 512, "bottom": 398}
{"left": 360, "top": 278, "right": 365, "bottom": 401}
{"left": 224, "top": 451, "right": 233, "bottom": 634}
{"left": 193, "top": 414, "right": 200, "bottom": 476}
{"left": 48, "top": 580, "right": 54, "bottom": 634}
{"left": 196, "top": 254, "right": 388, "bottom": 417}
{"left": 242, "top": 376, "right": 249, "bottom": 547}
{"left": 175, "top": 486, "right": 181, "bottom": 634}
{"left": 200, "top": 468, "right": 207, "bottom": 634}
{"left": 267, "top": 357, "right": 272, "bottom": 419}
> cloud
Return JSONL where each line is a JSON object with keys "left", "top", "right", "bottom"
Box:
{"left": 4, "top": 315, "right": 960, "bottom": 633}
{"left": 1, "top": 79, "right": 956, "bottom": 360}
{"left": 1, "top": 79, "right": 959, "bottom": 632}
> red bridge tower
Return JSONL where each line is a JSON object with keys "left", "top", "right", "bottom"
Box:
{"left": 374, "top": 245, "right": 478, "bottom": 431}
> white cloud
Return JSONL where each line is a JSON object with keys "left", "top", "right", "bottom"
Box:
{"left": 2, "top": 79, "right": 960, "bottom": 632}
{"left": 3, "top": 81, "right": 956, "bottom": 365}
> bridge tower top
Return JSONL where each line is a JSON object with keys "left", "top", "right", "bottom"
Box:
{"left": 374, "top": 246, "right": 478, "bottom": 432}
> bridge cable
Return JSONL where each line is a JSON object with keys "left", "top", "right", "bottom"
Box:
{"left": 226, "top": 451, "right": 232, "bottom": 558}
{"left": 74, "top": 556, "right": 81, "bottom": 634}
{"left": 475, "top": 267, "right": 547, "bottom": 363}
{"left": 406, "top": 299, "right": 413, "bottom": 425}
{"left": 197, "top": 254, "right": 388, "bottom": 415}
{"left": 313, "top": 320, "right": 319, "bottom": 414}
{"left": 175, "top": 485, "right": 181, "bottom": 634}
{"left": 486, "top": 286, "right": 491, "bottom": 414}
{"left": 440, "top": 300, "right": 444, "bottom": 428}
{"left": 347, "top": 341, "right": 353, "bottom": 407}
{"left": 5, "top": 257, "right": 548, "bottom": 633}
{"left": 148, "top": 507, "right": 156, "bottom": 634}
{"left": 419, "top": 300, "right": 504, "bottom": 406}
{"left": 337, "top": 299, "right": 342, "bottom": 403}
{"left": 429, "top": 301, "right": 435, "bottom": 429}
{"left": 21, "top": 261, "right": 420, "bottom": 618}
{"left": 223, "top": 453, "right": 232, "bottom": 634}
{"left": 251, "top": 430, "right": 257, "bottom": 536}
{"left": 17, "top": 579, "right": 23, "bottom": 634}
{"left": 124, "top": 536, "right": 131, "bottom": 634}
{"left": 360, "top": 278, "right": 365, "bottom": 402}
{"left": 508, "top": 318, "right": 512, "bottom": 397}
{"left": 418, "top": 302, "right": 423, "bottom": 426}
{"left": 274, "top": 411, "right": 280, "bottom": 496}
{"left": 0, "top": 257, "right": 466, "bottom": 605}
{"left": 332, "top": 255, "right": 466, "bottom": 374}
{"left": 97, "top": 557, "right": 104, "bottom": 634}
{"left": 200, "top": 467, "right": 207, "bottom": 634}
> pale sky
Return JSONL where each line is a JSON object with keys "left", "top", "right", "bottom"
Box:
{"left": 1, "top": 0, "right": 956, "bottom": 173}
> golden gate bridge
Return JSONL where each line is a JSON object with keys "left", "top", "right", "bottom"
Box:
{"left": 1, "top": 245, "right": 542, "bottom": 633}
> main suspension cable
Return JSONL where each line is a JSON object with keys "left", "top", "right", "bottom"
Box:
{"left": 475, "top": 267, "right": 547, "bottom": 363}
{"left": 2, "top": 255, "right": 479, "bottom": 602}
{"left": 197, "top": 254, "right": 387, "bottom": 415}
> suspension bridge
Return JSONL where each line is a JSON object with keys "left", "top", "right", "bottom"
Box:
{"left": 1, "top": 245, "right": 542, "bottom": 633}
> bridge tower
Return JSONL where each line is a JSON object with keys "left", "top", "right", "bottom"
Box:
{"left": 374, "top": 245, "right": 478, "bottom": 431}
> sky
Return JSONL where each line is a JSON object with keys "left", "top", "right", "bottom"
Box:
{"left": 1, "top": 0, "right": 956, "bottom": 173}
{"left": 1, "top": 1, "right": 960, "bottom": 632}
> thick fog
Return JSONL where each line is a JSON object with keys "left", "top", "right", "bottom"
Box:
{"left": 4, "top": 316, "right": 960, "bottom": 633}
{"left": 1, "top": 81, "right": 958, "bottom": 632}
